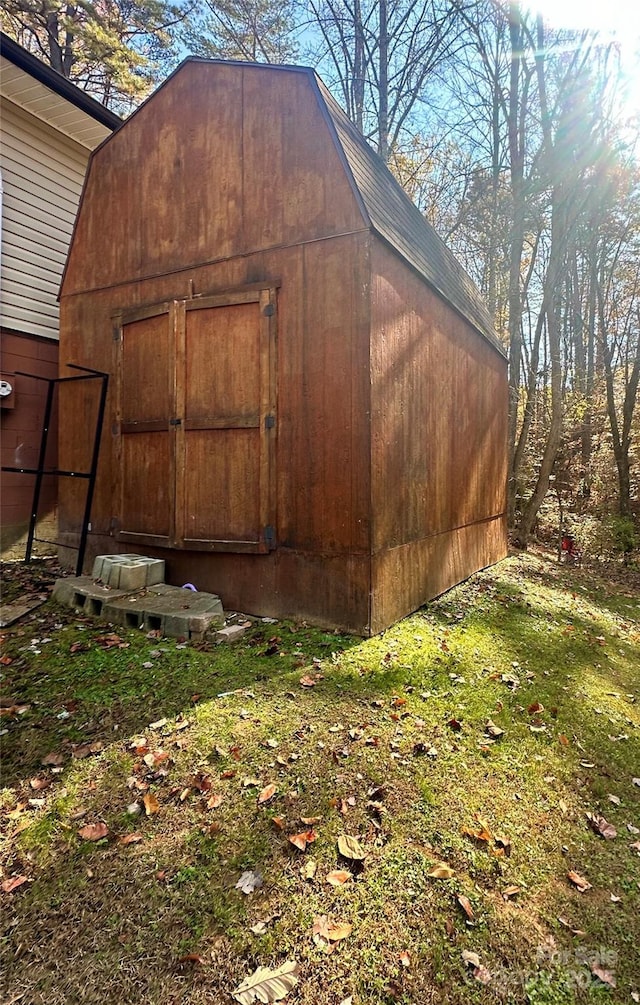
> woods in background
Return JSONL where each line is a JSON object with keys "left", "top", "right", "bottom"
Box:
{"left": 4, "top": 0, "right": 638, "bottom": 557}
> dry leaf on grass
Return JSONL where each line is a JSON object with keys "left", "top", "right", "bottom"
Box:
{"left": 2, "top": 875, "right": 29, "bottom": 893}
{"left": 337, "top": 834, "right": 365, "bottom": 861}
{"left": 236, "top": 870, "right": 263, "bottom": 895}
{"left": 428, "top": 863, "right": 455, "bottom": 879}
{"left": 258, "top": 783, "right": 278, "bottom": 805}
{"left": 567, "top": 870, "right": 592, "bottom": 892}
{"left": 120, "top": 832, "right": 143, "bottom": 845}
{"left": 591, "top": 965, "right": 616, "bottom": 987}
{"left": 302, "top": 858, "right": 317, "bottom": 880}
{"left": 457, "top": 894, "right": 474, "bottom": 920}
{"left": 29, "top": 777, "right": 51, "bottom": 791}
{"left": 288, "top": 830, "right": 316, "bottom": 851}
{"left": 326, "top": 870, "right": 352, "bottom": 886}
{"left": 485, "top": 719, "right": 504, "bottom": 738}
{"left": 586, "top": 813, "right": 617, "bottom": 840}
{"left": 143, "top": 792, "right": 160, "bottom": 816}
{"left": 502, "top": 885, "right": 521, "bottom": 900}
{"left": 312, "top": 915, "right": 353, "bottom": 950}
{"left": 78, "top": 822, "right": 109, "bottom": 841}
{"left": 232, "top": 961, "right": 299, "bottom": 1003}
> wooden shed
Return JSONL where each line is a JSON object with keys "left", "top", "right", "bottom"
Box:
{"left": 59, "top": 57, "right": 508, "bottom": 635}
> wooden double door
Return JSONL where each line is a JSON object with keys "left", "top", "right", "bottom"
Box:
{"left": 114, "top": 288, "right": 277, "bottom": 553}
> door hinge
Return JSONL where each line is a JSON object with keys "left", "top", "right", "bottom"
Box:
{"left": 169, "top": 417, "right": 182, "bottom": 426}
{"left": 264, "top": 524, "right": 275, "bottom": 549}
{"left": 265, "top": 414, "right": 275, "bottom": 430}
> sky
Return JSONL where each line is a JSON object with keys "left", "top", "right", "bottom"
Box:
{"left": 529, "top": 0, "right": 640, "bottom": 114}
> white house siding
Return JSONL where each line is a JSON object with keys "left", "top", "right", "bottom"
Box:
{"left": 0, "top": 99, "right": 89, "bottom": 340}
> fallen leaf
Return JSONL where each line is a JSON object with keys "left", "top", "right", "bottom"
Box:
{"left": 258, "top": 783, "right": 278, "bottom": 805}
{"left": 557, "top": 916, "right": 586, "bottom": 936}
{"left": 78, "top": 822, "right": 109, "bottom": 841}
{"left": 206, "top": 793, "right": 224, "bottom": 809}
{"left": 288, "top": 830, "right": 316, "bottom": 851}
{"left": 399, "top": 950, "right": 411, "bottom": 968}
{"left": 447, "top": 717, "right": 462, "bottom": 731}
{"left": 528, "top": 702, "right": 544, "bottom": 714}
{"left": 457, "top": 894, "right": 474, "bottom": 920}
{"left": 607, "top": 794, "right": 621, "bottom": 806}
{"left": 337, "top": 834, "right": 365, "bottom": 861}
{"left": 428, "top": 863, "right": 455, "bottom": 879}
{"left": 2, "top": 875, "right": 28, "bottom": 893}
{"left": 42, "top": 751, "right": 64, "bottom": 766}
{"left": 149, "top": 718, "right": 167, "bottom": 730}
{"left": 326, "top": 869, "right": 352, "bottom": 886}
{"left": 235, "top": 870, "right": 263, "bottom": 895}
{"left": 494, "top": 833, "right": 512, "bottom": 856}
{"left": 502, "top": 885, "right": 521, "bottom": 899}
{"left": 462, "top": 950, "right": 481, "bottom": 968}
{"left": 299, "top": 675, "right": 316, "bottom": 688}
{"left": 29, "top": 777, "right": 51, "bottom": 791}
{"left": 271, "top": 816, "right": 285, "bottom": 830}
{"left": 591, "top": 965, "right": 616, "bottom": 987}
{"left": 232, "top": 961, "right": 299, "bottom": 1003}
{"left": 143, "top": 792, "right": 160, "bottom": 816}
{"left": 473, "top": 965, "right": 492, "bottom": 985}
{"left": 558, "top": 734, "right": 570, "bottom": 746}
{"left": 485, "top": 719, "right": 504, "bottom": 739}
{"left": 586, "top": 813, "right": 617, "bottom": 840}
{"left": 250, "top": 921, "right": 269, "bottom": 935}
{"left": 178, "top": 953, "right": 206, "bottom": 965}
{"left": 567, "top": 870, "right": 592, "bottom": 892}
{"left": 312, "top": 915, "right": 353, "bottom": 942}
{"left": 120, "top": 832, "right": 143, "bottom": 845}
{"left": 302, "top": 858, "right": 317, "bottom": 880}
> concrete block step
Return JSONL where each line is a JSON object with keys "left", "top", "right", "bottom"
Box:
{"left": 104, "top": 584, "right": 224, "bottom": 639}
{"left": 52, "top": 577, "right": 224, "bottom": 640}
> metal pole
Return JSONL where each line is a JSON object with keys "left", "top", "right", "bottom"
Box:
{"left": 76, "top": 372, "right": 109, "bottom": 575}
{"left": 25, "top": 378, "right": 56, "bottom": 564}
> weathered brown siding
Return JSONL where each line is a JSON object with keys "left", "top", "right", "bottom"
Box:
{"left": 369, "top": 240, "right": 507, "bottom": 632}
{"left": 1, "top": 330, "right": 58, "bottom": 552}
{"left": 60, "top": 59, "right": 506, "bottom": 634}
{"left": 63, "top": 62, "right": 365, "bottom": 297}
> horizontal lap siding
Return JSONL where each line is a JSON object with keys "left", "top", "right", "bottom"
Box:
{"left": 0, "top": 100, "right": 89, "bottom": 339}
{"left": 369, "top": 240, "right": 507, "bottom": 632}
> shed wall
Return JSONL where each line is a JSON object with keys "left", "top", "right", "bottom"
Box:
{"left": 369, "top": 239, "right": 507, "bottom": 632}
{"left": 60, "top": 235, "right": 372, "bottom": 631}
{"left": 62, "top": 61, "right": 366, "bottom": 298}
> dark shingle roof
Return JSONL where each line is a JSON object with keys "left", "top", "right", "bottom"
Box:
{"left": 313, "top": 76, "right": 504, "bottom": 355}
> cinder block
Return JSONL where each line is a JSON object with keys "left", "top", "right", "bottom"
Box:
{"left": 214, "top": 624, "right": 246, "bottom": 644}
{"left": 117, "top": 562, "right": 148, "bottom": 591}
{"left": 91, "top": 554, "right": 165, "bottom": 589}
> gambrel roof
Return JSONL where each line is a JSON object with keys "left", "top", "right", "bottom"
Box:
{"left": 314, "top": 77, "right": 503, "bottom": 354}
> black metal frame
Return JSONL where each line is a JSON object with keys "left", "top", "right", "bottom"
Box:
{"left": 1, "top": 364, "right": 109, "bottom": 575}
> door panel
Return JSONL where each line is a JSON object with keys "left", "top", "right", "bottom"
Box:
{"left": 179, "top": 294, "right": 275, "bottom": 551}
{"left": 118, "top": 306, "right": 173, "bottom": 544}
{"left": 183, "top": 428, "right": 261, "bottom": 546}
{"left": 122, "top": 432, "right": 172, "bottom": 539}
{"left": 115, "top": 289, "right": 276, "bottom": 552}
